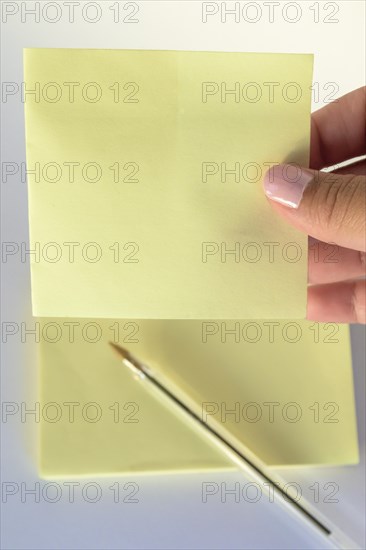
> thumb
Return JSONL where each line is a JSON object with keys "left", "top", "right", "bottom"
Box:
{"left": 263, "top": 163, "right": 366, "bottom": 252}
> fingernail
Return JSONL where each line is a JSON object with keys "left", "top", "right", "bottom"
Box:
{"left": 263, "top": 164, "right": 314, "bottom": 209}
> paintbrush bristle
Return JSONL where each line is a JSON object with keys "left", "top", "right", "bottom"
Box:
{"left": 109, "top": 342, "right": 131, "bottom": 359}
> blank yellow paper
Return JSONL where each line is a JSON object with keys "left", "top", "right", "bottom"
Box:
{"left": 24, "top": 49, "right": 312, "bottom": 319}
{"left": 39, "top": 319, "right": 358, "bottom": 478}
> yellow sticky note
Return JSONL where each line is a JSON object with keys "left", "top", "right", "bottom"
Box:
{"left": 39, "top": 319, "right": 358, "bottom": 477}
{"left": 24, "top": 49, "right": 312, "bottom": 319}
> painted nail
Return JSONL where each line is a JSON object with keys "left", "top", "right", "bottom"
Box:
{"left": 263, "top": 164, "right": 314, "bottom": 209}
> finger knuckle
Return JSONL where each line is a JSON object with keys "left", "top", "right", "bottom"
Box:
{"left": 314, "top": 174, "right": 364, "bottom": 232}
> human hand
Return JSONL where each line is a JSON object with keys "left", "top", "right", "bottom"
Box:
{"left": 263, "top": 87, "right": 366, "bottom": 323}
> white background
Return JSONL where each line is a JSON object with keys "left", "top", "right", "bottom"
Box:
{"left": 1, "top": 1, "right": 365, "bottom": 549}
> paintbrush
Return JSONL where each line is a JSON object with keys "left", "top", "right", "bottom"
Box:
{"left": 109, "top": 342, "right": 331, "bottom": 540}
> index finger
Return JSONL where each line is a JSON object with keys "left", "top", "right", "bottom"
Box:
{"left": 310, "top": 86, "right": 366, "bottom": 170}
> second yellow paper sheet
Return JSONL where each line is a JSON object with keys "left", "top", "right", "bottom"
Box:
{"left": 39, "top": 319, "right": 358, "bottom": 477}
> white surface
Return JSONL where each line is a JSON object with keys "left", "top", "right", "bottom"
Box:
{"left": 1, "top": 1, "right": 365, "bottom": 549}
